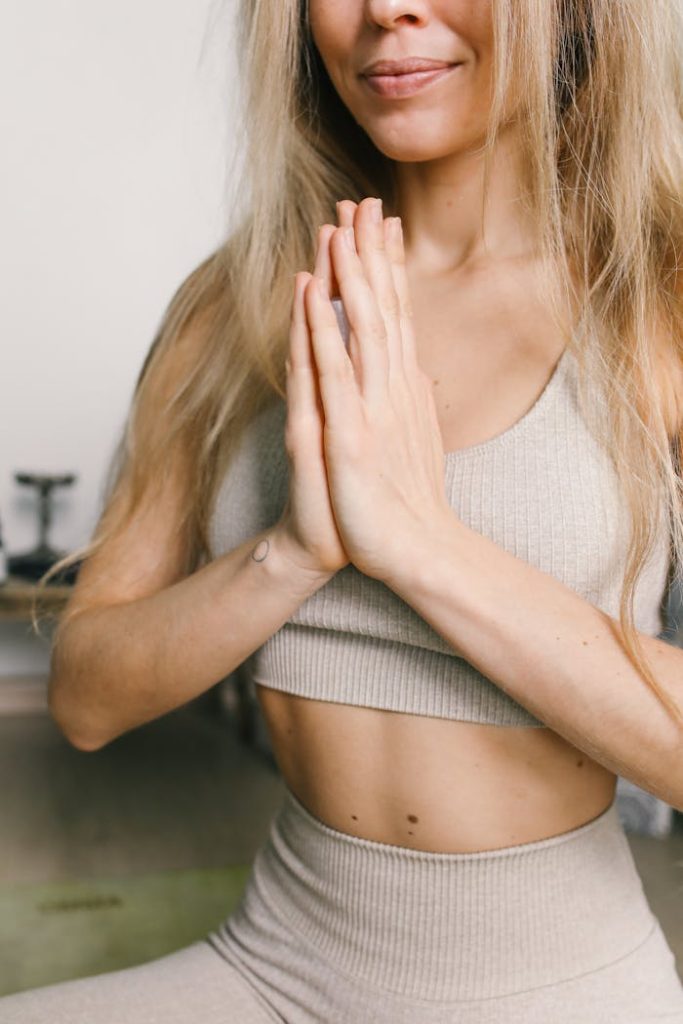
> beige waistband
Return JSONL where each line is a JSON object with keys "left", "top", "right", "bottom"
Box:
{"left": 247, "top": 786, "right": 656, "bottom": 1001}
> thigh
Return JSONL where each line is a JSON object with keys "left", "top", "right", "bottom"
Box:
{"left": 457, "top": 920, "right": 683, "bottom": 1024}
{"left": 0, "top": 940, "right": 284, "bottom": 1024}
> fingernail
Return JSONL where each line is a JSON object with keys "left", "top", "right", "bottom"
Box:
{"left": 392, "top": 217, "right": 403, "bottom": 245}
{"left": 344, "top": 226, "right": 356, "bottom": 252}
{"left": 371, "top": 198, "right": 383, "bottom": 223}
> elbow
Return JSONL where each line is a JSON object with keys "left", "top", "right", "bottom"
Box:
{"left": 47, "top": 612, "right": 119, "bottom": 752}
{"left": 49, "top": 698, "right": 110, "bottom": 752}
{"left": 64, "top": 721, "right": 110, "bottom": 752}
{"left": 62, "top": 727, "right": 109, "bottom": 753}
{"left": 47, "top": 670, "right": 112, "bottom": 753}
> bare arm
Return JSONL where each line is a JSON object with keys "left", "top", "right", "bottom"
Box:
{"left": 49, "top": 525, "right": 332, "bottom": 752}
{"left": 48, "top": 297, "right": 338, "bottom": 752}
{"left": 382, "top": 509, "right": 683, "bottom": 810}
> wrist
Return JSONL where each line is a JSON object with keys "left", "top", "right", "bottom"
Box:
{"left": 380, "top": 507, "right": 466, "bottom": 596}
{"left": 266, "top": 527, "right": 337, "bottom": 595}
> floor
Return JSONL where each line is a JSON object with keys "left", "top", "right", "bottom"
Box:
{"left": 1, "top": 688, "right": 682, "bottom": 985}
{"left": 0, "top": 690, "right": 286, "bottom": 887}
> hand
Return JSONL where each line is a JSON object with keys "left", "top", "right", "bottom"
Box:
{"left": 303, "top": 196, "right": 452, "bottom": 584}
{"left": 274, "top": 204, "right": 359, "bottom": 578}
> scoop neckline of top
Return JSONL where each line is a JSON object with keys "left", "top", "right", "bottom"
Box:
{"left": 443, "top": 344, "right": 573, "bottom": 463}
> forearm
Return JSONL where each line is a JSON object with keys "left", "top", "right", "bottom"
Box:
{"left": 385, "top": 510, "right": 683, "bottom": 809}
{"left": 49, "top": 528, "right": 333, "bottom": 750}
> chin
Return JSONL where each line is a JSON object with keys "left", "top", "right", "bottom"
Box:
{"left": 363, "top": 126, "right": 479, "bottom": 164}
{"left": 350, "top": 102, "right": 482, "bottom": 161}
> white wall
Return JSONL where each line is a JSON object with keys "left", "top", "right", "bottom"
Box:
{"left": 1, "top": 0, "right": 240, "bottom": 674}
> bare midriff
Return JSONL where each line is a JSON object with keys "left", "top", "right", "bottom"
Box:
{"left": 255, "top": 685, "right": 617, "bottom": 853}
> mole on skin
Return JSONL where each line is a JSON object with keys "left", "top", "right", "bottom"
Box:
{"left": 407, "top": 814, "right": 419, "bottom": 824}
{"left": 576, "top": 759, "right": 584, "bottom": 767}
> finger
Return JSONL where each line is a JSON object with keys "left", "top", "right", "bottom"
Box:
{"left": 317, "top": 226, "right": 363, "bottom": 381}
{"left": 304, "top": 275, "right": 363, "bottom": 438}
{"left": 329, "top": 220, "right": 391, "bottom": 408}
{"left": 288, "top": 271, "right": 324, "bottom": 424}
{"left": 384, "top": 216, "right": 421, "bottom": 376}
{"left": 289, "top": 272, "right": 311, "bottom": 370}
{"left": 336, "top": 199, "right": 357, "bottom": 228}
{"left": 313, "top": 224, "right": 336, "bottom": 298}
{"left": 351, "top": 197, "right": 404, "bottom": 377}
{"left": 333, "top": 201, "right": 362, "bottom": 368}
{"left": 332, "top": 201, "right": 357, "bottom": 296}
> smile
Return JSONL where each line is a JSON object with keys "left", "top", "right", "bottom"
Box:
{"left": 362, "top": 64, "right": 462, "bottom": 99}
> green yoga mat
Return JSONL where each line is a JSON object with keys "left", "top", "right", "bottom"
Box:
{"left": 0, "top": 864, "right": 252, "bottom": 997}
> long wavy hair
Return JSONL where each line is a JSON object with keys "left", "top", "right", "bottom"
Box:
{"left": 43, "top": 0, "right": 683, "bottom": 727}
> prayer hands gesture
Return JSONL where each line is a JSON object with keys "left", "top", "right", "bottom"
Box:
{"left": 276, "top": 197, "right": 451, "bottom": 585}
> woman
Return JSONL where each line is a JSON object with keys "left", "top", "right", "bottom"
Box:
{"left": 4, "top": 0, "right": 683, "bottom": 1020}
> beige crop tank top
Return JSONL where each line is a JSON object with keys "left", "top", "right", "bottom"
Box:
{"left": 207, "top": 346, "right": 672, "bottom": 727}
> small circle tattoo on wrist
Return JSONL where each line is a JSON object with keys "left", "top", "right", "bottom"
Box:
{"left": 251, "top": 539, "right": 270, "bottom": 563}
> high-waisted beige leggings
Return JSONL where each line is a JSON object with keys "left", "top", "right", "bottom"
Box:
{"left": 2, "top": 786, "right": 682, "bottom": 1022}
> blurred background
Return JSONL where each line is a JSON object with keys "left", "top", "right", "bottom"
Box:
{"left": 0, "top": 0, "right": 681, "bottom": 998}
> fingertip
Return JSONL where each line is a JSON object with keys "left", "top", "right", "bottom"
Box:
{"left": 317, "top": 223, "right": 335, "bottom": 246}
{"left": 296, "top": 270, "right": 316, "bottom": 300}
{"left": 336, "top": 199, "right": 357, "bottom": 228}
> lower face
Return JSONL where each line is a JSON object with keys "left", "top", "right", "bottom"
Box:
{"left": 306, "top": 0, "right": 501, "bottom": 163}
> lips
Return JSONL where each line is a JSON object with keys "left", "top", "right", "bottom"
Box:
{"left": 362, "top": 62, "right": 460, "bottom": 99}
{"left": 362, "top": 57, "right": 456, "bottom": 76}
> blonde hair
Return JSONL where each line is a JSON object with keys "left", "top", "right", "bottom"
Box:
{"left": 42, "top": 0, "right": 683, "bottom": 726}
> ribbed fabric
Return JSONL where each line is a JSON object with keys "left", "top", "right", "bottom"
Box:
{"left": 0, "top": 943, "right": 280, "bottom": 1023}
{"left": 4, "top": 789, "right": 682, "bottom": 1022}
{"left": 208, "top": 346, "right": 672, "bottom": 726}
{"left": 205, "top": 785, "right": 683, "bottom": 1019}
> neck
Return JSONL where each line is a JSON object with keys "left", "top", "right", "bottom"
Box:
{"left": 394, "top": 123, "right": 539, "bottom": 277}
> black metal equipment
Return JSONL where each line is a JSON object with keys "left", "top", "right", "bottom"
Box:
{"left": 7, "top": 472, "right": 80, "bottom": 584}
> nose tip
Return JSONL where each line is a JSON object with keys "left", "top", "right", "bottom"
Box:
{"left": 364, "top": 0, "right": 428, "bottom": 31}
